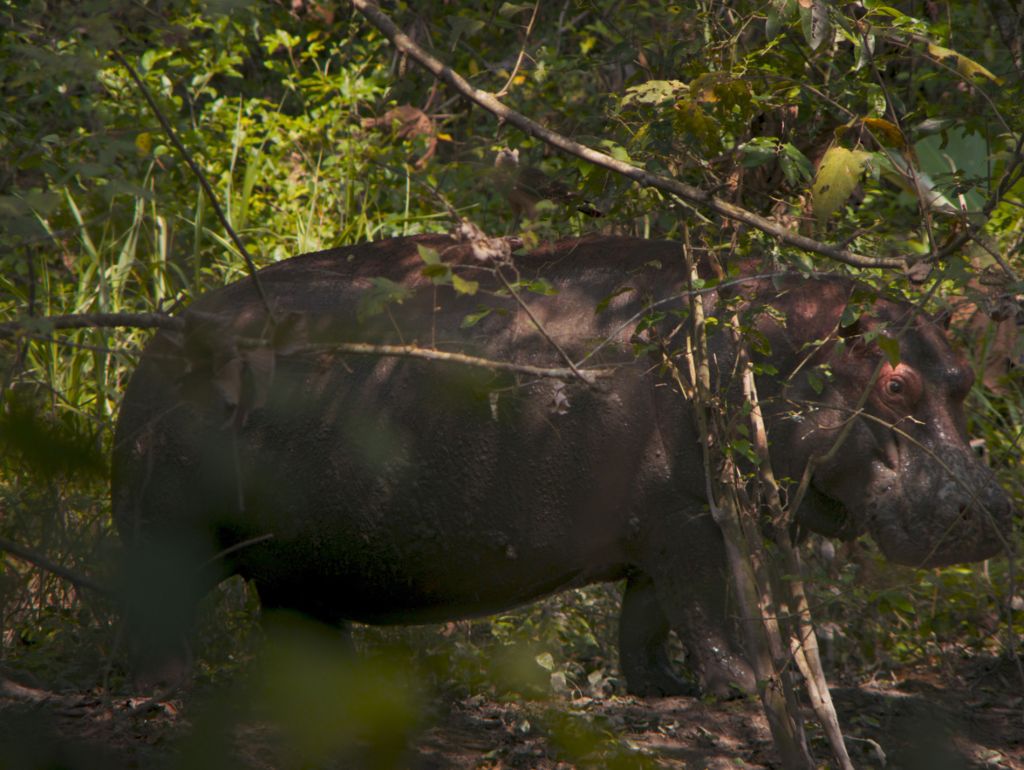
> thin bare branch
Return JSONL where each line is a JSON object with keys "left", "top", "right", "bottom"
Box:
{"left": 350, "top": 0, "right": 904, "bottom": 270}
{"left": 0, "top": 536, "right": 113, "bottom": 598}
{"left": 495, "top": 1, "right": 541, "bottom": 98}
{"left": 310, "top": 341, "right": 613, "bottom": 384}
{"left": 493, "top": 265, "right": 588, "bottom": 382}
{"left": 198, "top": 534, "right": 275, "bottom": 573}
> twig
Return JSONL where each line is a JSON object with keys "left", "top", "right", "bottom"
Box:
{"left": 0, "top": 312, "right": 183, "bottom": 340}
{"left": 741, "top": 360, "right": 854, "bottom": 770}
{"left": 0, "top": 311, "right": 615, "bottom": 383}
{"left": 197, "top": 533, "right": 275, "bottom": 573}
{"left": 110, "top": 51, "right": 275, "bottom": 320}
{"left": 495, "top": 1, "right": 541, "bottom": 98}
{"left": 676, "top": 231, "right": 815, "bottom": 769}
{"left": 493, "top": 266, "right": 588, "bottom": 382}
{"left": 313, "top": 341, "right": 613, "bottom": 384}
{"left": 0, "top": 536, "right": 113, "bottom": 598}
{"left": 351, "top": 0, "right": 904, "bottom": 270}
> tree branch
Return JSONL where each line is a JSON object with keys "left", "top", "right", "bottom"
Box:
{"left": 0, "top": 312, "right": 183, "bottom": 340}
{"left": 1, "top": 312, "right": 614, "bottom": 383}
{"left": 312, "top": 341, "right": 613, "bottom": 384}
{"left": 351, "top": 0, "right": 904, "bottom": 270}
{"left": 0, "top": 536, "right": 113, "bottom": 598}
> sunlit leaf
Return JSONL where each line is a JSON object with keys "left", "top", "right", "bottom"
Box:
{"left": 418, "top": 244, "right": 441, "bottom": 265}
{"left": 451, "top": 273, "right": 479, "bottom": 295}
{"left": 811, "top": 147, "right": 874, "bottom": 221}
{"left": 876, "top": 334, "right": 901, "bottom": 366}
{"left": 927, "top": 43, "right": 1003, "bottom": 84}
{"left": 622, "top": 79, "right": 687, "bottom": 106}
{"left": 863, "top": 117, "right": 906, "bottom": 148}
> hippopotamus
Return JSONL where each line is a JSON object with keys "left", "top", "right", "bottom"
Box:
{"left": 112, "top": 234, "right": 1013, "bottom": 696}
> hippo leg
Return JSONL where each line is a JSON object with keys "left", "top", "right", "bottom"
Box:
{"left": 619, "top": 573, "right": 697, "bottom": 696}
{"left": 119, "top": 542, "right": 205, "bottom": 691}
{"left": 252, "top": 579, "right": 357, "bottom": 653}
{"left": 641, "top": 509, "right": 757, "bottom": 699}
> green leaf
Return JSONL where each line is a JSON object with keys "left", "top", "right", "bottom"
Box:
{"left": 446, "top": 15, "right": 485, "bottom": 39}
{"left": 927, "top": 43, "right": 1003, "bottom": 84}
{"left": 876, "top": 334, "right": 901, "bottom": 366}
{"left": 418, "top": 245, "right": 441, "bottom": 265}
{"left": 729, "top": 438, "right": 760, "bottom": 465}
{"left": 420, "top": 264, "right": 451, "bottom": 279}
{"left": 595, "top": 286, "right": 634, "bottom": 314}
{"left": 451, "top": 273, "right": 479, "bottom": 296}
{"left": 522, "top": 278, "right": 558, "bottom": 296}
{"left": 357, "top": 277, "right": 412, "bottom": 322}
{"left": 799, "top": 0, "right": 831, "bottom": 51}
{"left": 739, "top": 137, "right": 779, "bottom": 168}
{"left": 673, "top": 101, "right": 723, "bottom": 154}
{"left": 811, "top": 147, "right": 874, "bottom": 221}
{"left": 461, "top": 307, "right": 494, "bottom": 328}
{"left": 498, "top": 3, "right": 534, "bottom": 16}
{"left": 840, "top": 305, "right": 860, "bottom": 328}
{"left": 766, "top": 0, "right": 795, "bottom": 40}
{"left": 622, "top": 79, "right": 687, "bottom": 106}
{"left": 780, "top": 143, "right": 813, "bottom": 185}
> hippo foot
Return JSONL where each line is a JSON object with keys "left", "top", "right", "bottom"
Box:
{"left": 696, "top": 656, "right": 757, "bottom": 700}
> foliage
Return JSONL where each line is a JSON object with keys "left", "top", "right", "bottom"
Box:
{"left": 0, "top": 1, "right": 1022, "bottom": 764}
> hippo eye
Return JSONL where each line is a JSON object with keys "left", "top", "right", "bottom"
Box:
{"left": 886, "top": 379, "right": 904, "bottom": 395}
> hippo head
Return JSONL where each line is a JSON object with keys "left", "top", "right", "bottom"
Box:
{"left": 766, "top": 283, "right": 1015, "bottom": 568}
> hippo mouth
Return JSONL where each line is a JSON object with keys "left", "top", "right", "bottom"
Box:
{"left": 859, "top": 459, "right": 1013, "bottom": 568}
{"left": 796, "top": 484, "right": 860, "bottom": 540}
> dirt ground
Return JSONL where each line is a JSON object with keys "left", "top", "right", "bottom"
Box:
{"left": 1, "top": 652, "right": 1021, "bottom": 770}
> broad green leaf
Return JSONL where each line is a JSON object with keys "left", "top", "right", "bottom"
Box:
{"left": 622, "top": 79, "right": 687, "bottom": 106}
{"left": 446, "top": 15, "right": 485, "bottom": 38}
{"left": 877, "top": 335, "right": 901, "bottom": 366}
{"left": 357, "top": 278, "right": 411, "bottom": 322}
{"left": 811, "top": 147, "right": 874, "bottom": 221}
{"left": 420, "top": 264, "right": 450, "bottom": 279}
{"left": 780, "top": 143, "right": 813, "bottom": 185}
{"left": 596, "top": 286, "right": 635, "bottom": 314}
{"left": 863, "top": 117, "right": 906, "bottom": 148}
{"left": 520, "top": 278, "right": 558, "bottom": 296}
{"left": 673, "top": 101, "right": 723, "bottom": 154}
{"left": 927, "top": 43, "right": 1003, "bottom": 85}
{"left": 739, "top": 137, "right": 780, "bottom": 168}
{"left": 498, "top": 2, "right": 534, "bottom": 16}
{"left": 135, "top": 131, "right": 153, "bottom": 155}
{"left": 461, "top": 307, "right": 494, "bottom": 328}
{"left": 417, "top": 245, "right": 441, "bottom": 265}
{"left": 855, "top": 33, "right": 875, "bottom": 71}
{"left": 799, "top": 0, "right": 831, "bottom": 50}
{"left": 451, "top": 273, "right": 479, "bottom": 296}
{"left": 766, "top": 0, "right": 795, "bottom": 39}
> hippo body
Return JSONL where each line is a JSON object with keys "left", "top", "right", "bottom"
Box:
{"left": 112, "top": 234, "right": 1012, "bottom": 695}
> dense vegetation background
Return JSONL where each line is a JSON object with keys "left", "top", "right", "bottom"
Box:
{"left": 1, "top": 0, "right": 1022, "bottom": 767}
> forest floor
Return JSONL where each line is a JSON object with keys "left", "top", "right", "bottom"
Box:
{"left": 0, "top": 650, "right": 1021, "bottom": 770}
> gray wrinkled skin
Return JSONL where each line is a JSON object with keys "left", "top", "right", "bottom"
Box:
{"left": 112, "top": 235, "right": 1014, "bottom": 696}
